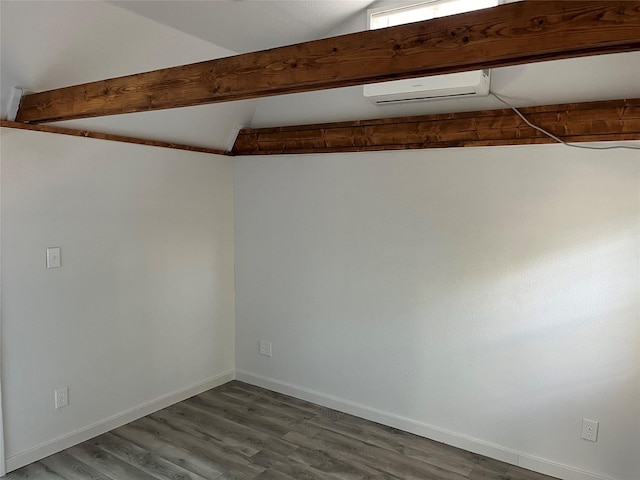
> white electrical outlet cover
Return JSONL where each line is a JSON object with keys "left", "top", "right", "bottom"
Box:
{"left": 259, "top": 340, "right": 272, "bottom": 357}
{"left": 46, "top": 247, "right": 61, "bottom": 269}
{"left": 55, "top": 386, "right": 69, "bottom": 409}
{"left": 581, "top": 418, "right": 599, "bottom": 442}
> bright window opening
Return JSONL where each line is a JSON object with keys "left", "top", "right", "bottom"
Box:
{"left": 369, "top": 0, "right": 500, "bottom": 30}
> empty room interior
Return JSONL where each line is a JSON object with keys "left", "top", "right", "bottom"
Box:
{"left": 1, "top": 1, "right": 639, "bottom": 479}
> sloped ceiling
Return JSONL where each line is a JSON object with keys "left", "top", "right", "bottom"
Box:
{"left": 0, "top": 0, "right": 259, "bottom": 150}
{"left": 111, "top": 0, "right": 377, "bottom": 53}
{"left": 250, "top": 52, "right": 640, "bottom": 128}
{"left": 109, "top": 0, "right": 640, "bottom": 128}
{"left": 1, "top": 1, "right": 639, "bottom": 149}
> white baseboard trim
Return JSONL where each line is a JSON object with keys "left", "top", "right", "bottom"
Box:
{"left": 5, "top": 370, "right": 235, "bottom": 474}
{"left": 517, "top": 454, "right": 616, "bottom": 480}
{"left": 235, "top": 370, "right": 616, "bottom": 480}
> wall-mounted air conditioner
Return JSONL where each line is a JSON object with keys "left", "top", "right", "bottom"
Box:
{"left": 363, "top": 69, "right": 491, "bottom": 105}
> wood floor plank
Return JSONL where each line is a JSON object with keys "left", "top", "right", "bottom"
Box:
{"left": 5, "top": 461, "right": 71, "bottom": 480}
{"left": 183, "top": 395, "right": 290, "bottom": 438}
{"left": 252, "top": 469, "right": 298, "bottom": 480}
{"left": 250, "top": 449, "right": 338, "bottom": 480}
{"left": 222, "top": 382, "right": 334, "bottom": 418}
{"left": 506, "top": 466, "right": 561, "bottom": 480}
{"left": 306, "top": 408, "right": 508, "bottom": 474}
{"left": 184, "top": 394, "right": 318, "bottom": 439}
{"left": 216, "top": 386, "right": 316, "bottom": 422}
{"left": 149, "top": 408, "right": 261, "bottom": 457}
{"left": 283, "top": 431, "right": 400, "bottom": 479}
{"left": 469, "top": 465, "right": 511, "bottom": 480}
{"left": 197, "top": 390, "right": 320, "bottom": 433}
{"left": 65, "top": 443, "right": 161, "bottom": 480}
{"left": 90, "top": 432, "right": 210, "bottom": 480}
{"left": 132, "top": 416, "right": 264, "bottom": 479}
{"left": 165, "top": 401, "right": 300, "bottom": 458}
{"left": 467, "top": 460, "right": 513, "bottom": 480}
{"left": 314, "top": 429, "right": 472, "bottom": 480}
{"left": 38, "top": 452, "right": 116, "bottom": 480}
{"left": 113, "top": 423, "right": 227, "bottom": 479}
{"left": 7, "top": 380, "right": 560, "bottom": 480}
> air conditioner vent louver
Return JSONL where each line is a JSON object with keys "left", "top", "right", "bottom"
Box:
{"left": 364, "top": 70, "right": 490, "bottom": 105}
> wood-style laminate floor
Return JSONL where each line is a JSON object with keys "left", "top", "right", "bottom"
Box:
{"left": 7, "top": 381, "right": 558, "bottom": 480}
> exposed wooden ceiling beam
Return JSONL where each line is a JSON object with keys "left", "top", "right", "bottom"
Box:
{"left": 232, "top": 99, "right": 640, "bottom": 155}
{"left": 16, "top": 1, "right": 640, "bottom": 124}
{"left": 0, "top": 120, "right": 230, "bottom": 156}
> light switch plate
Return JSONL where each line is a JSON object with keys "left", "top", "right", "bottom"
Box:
{"left": 46, "top": 247, "right": 61, "bottom": 268}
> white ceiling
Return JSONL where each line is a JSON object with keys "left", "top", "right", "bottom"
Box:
{"left": 250, "top": 52, "right": 640, "bottom": 128}
{"left": 0, "top": 0, "right": 260, "bottom": 150}
{"left": 2, "top": 1, "right": 639, "bottom": 149}
{"left": 111, "top": 0, "right": 377, "bottom": 53}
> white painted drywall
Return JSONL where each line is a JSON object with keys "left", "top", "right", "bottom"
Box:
{"left": 235, "top": 145, "right": 640, "bottom": 480}
{"left": 1, "top": 129, "right": 235, "bottom": 467}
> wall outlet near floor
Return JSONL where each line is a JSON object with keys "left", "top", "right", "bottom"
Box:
{"left": 259, "top": 340, "right": 272, "bottom": 357}
{"left": 55, "top": 386, "right": 69, "bottom": 410}
{"left": 46, "top": 247, "right": 61, "bottom": 269}
{"left": 581, "top": 418, "right": 598, "bottom": 442}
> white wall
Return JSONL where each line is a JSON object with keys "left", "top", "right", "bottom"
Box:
{"left": 235, "top": 145, "right": 640, "bottom": 480}
{"left": 0, "top": 1, "right": 249, "bottom": 473}
{"left": 1, "top": 128, "right": 235, "bottom": 471}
